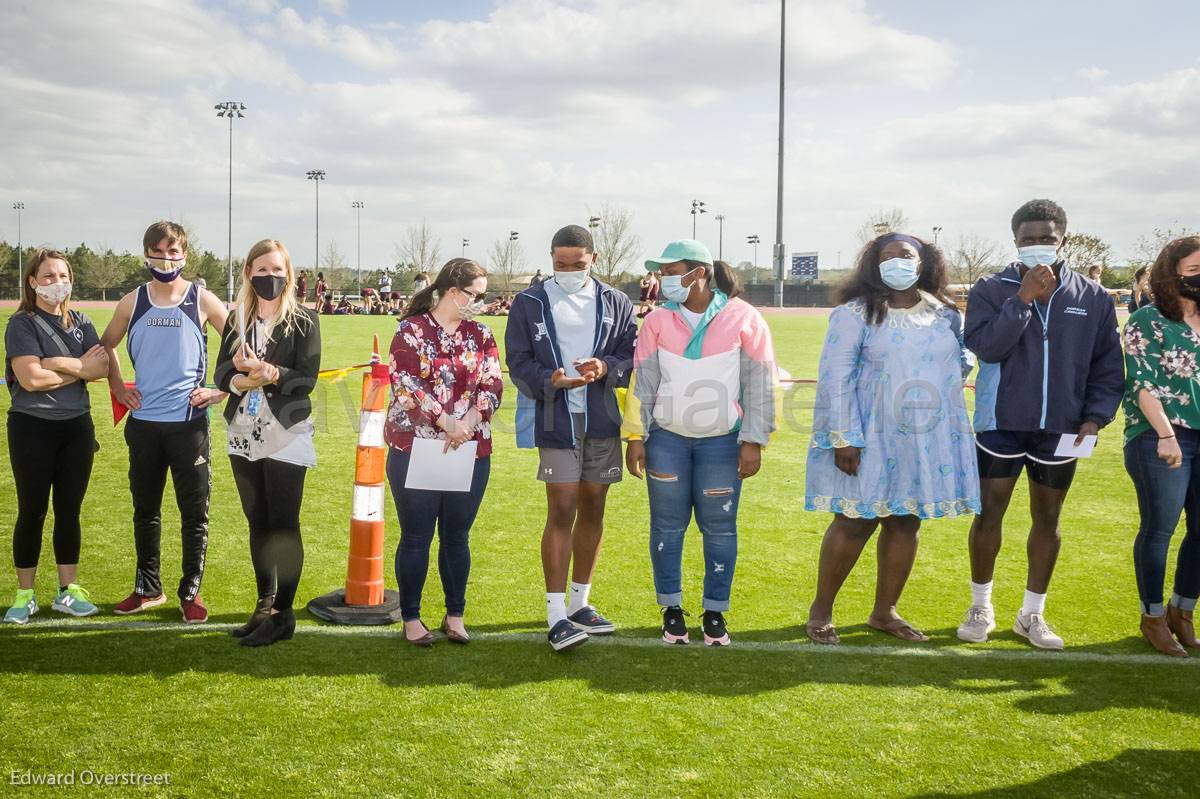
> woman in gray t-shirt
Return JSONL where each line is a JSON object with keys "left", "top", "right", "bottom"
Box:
{"left": 3, "top": 249, "right": 109, "bottom": 625}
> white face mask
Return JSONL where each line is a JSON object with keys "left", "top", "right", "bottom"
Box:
{"left": 34, "top": 281, "right": 72, "bottom": 306}
{"left": 554, "top": 268, "right": 590, "bottom": 294}
{"left": 456, "top": 294, "right": 485, "bottom": 320}
{"left": 1017, "top": 245, "right": 1059, "bottom": 268}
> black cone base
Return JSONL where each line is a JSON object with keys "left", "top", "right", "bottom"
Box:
{"left": 306, "top": 589, "right": 403, "bottom": 625}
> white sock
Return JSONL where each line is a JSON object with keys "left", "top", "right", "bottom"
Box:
{"left": 546, "top": 593, "right": 567, "bottom": 628}
{"left": 1021, "top": 589, "right": 1047, "bottom": 617}
{"left": 970, "top": 580, "right": 993, "bottom": 609}
{"left": 567, "top": 582, "right": 591, "bottom": 615}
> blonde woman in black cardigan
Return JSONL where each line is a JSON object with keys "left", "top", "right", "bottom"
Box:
{"left": 215, "top": 239, "right": 321, "bottom": 647}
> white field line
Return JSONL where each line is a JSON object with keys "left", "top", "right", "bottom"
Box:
{"left": 6, "top": 617, "right": 1199, "bottom": 667}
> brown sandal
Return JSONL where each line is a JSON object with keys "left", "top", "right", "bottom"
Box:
{"left": 867, "top": 616, "right": 930, "bottom": 643}
{"left": 805, "top": 620, "right": 840, "bottom": 646}
{"left": 1167, "top": 604, "right": 1200, "bottom": 649}
{"left": 440, "top": 615, "right": 470, "bottom": 645}
{"left": 1143, "top": 614, "right": 1188, "bottom": 657}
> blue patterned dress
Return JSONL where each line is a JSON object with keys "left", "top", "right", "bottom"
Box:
{"left": 805, "top": 293, "right": 981, "bottom": 519}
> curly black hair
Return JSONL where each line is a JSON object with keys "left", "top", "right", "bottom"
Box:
{"left": 1149, "top": 236, "right": 1200, "bottom": 323}
{"left": 1011, "top": 199, "right": 1067, "bottom": 237}
{"left": 837, "top": 235, "right": 955, "bottom": 325}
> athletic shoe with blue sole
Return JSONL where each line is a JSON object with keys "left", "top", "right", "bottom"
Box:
{"left": 567, "top": 606, "right": 615, "bottom": 635}
{"left": 548, "top": 618, "right": 589, "bottom": 652}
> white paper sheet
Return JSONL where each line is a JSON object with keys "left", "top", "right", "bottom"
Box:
{"left": 404, "top": 437, "right": 478, "bottom": 492}
{"left": 1054, "top": 434, "right": 1097, "bottom": 458}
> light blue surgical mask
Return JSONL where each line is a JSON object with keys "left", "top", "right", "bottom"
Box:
{"left": 660, "top": 269, "right": 697, "bottom": 303}
{"left": 554, "top": 268, "right": 590, "bottom": 294}
{"left": 1017, "top": 245, "right": 1059, "bottom": 268}
{"left": 879, "top": 257, "right": 919, "bottom": 290}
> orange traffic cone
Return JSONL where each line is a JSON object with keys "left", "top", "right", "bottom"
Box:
{"left": 307, "top": 334, "right": 402, "bottom": 625}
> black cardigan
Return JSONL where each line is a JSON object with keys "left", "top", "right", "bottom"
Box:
{"left": 214, "top": 308, "right": 321, "bottom": 429}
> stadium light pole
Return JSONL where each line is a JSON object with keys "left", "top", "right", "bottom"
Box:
{"left": 772, "top": 0, "right": 787, "bottom": 308}
{"left": 352, "top": 201, "right": 364, "bottom": 292}
{"left": 588, "top": 215, "right": 601, "bottom": 232}
{"left": 462, "top": 238, "right": 470, "bottom": 257}
{"left": 932, "top": 225, "right": 943, "bottom": 246}
{"left": 214, "top": 101, "right": 245, "bottom": 303}
{"left": 690, "top": 200, "right": 707, "bottom": 238}
{"left": 747, "top": 233, "right": 760, "bottom": 271}
{"left": 715, "top": 214, "right": 726, "bottom": 260}
{"left": 306, "top": 170, "right": 325, "bottom": 272}
{"left": 12, "top": 202, "right": 24, "bottom": 295}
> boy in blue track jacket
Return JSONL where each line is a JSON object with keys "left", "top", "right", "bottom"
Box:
{"left": 505, "top": 225, "right": 637, "bottom": 653}
{"left": 958, "top": 199, "right": 1123, "bottom": 651}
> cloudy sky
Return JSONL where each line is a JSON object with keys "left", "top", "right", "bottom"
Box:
{"left": 2, "top": 0, "right": 1198, "bottom": 275}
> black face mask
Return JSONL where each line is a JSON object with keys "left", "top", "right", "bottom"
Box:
{"left": 1180, "top": 275, "right": 1200, "bottom": 301}
{"left": 251, "top": 274, "right": 287, "bottom": 301}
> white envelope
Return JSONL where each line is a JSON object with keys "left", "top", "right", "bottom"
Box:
{"left": 404, "top": 437, "right": 478, "bottom": 492}
{"left": 1054, "top": 434, "right": 1097, "bottom": 458}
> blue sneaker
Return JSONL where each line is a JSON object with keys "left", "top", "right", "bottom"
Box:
{"left": 568, "top": 606, "right": 615, "bottom": 635}
{"left": 548, "top": 618, "right": 588, "bottom": 652}
{"left": 4, "top": 589, "right": 38, "bottom": 625}
{"left": 51, "top": 584, "right": 98, "bottom": 617}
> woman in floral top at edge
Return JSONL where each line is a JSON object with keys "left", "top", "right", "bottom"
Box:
{"left": 385, "top": 258, "right": 503, "bottom": 647}
{"left": 804, "top": 233, "right": 979, "bottom": 646}
{"left": 1121, "top": 235, "right": 1200, "bottom": 658}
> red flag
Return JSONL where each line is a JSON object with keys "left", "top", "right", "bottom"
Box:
{"left": 110, "top": 382, "right": 135, "bottom": 425}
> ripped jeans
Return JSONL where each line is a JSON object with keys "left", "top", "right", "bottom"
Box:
{"left": 645, "top": 428, "right": 742, "bottom": 612}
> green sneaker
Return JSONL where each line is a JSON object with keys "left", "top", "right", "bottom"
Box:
{"left": 4, "top": 589, "right": 38, "bottom": 625}
{"left": 51, "top": 584, "right": 98, "bottom": 617}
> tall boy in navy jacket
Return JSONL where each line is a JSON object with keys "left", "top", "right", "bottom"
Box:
{"left": 958, "top": 199, "right": 1123, "bottom": 650}
{"left": 505, "top": 225, "right": 637, "bottom": 652}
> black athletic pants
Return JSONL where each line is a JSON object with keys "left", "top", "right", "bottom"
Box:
{"left": 228, "top": 455, "right": 307, "bottom": 611}
{"left": 9, "top": 412, "right": 95, "bottom": 570}
{"left": 124, "top": 416, "right": 211, "bottom": 601}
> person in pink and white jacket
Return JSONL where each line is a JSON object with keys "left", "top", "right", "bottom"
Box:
{"left": 623, "top": 239, "right": 777, "bottom": 647}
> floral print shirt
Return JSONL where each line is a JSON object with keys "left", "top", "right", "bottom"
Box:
{"left": 1122, "top": 304, "right": 1200, "bottom": 443}
{"left": 385, "top": 313, "right": 503, "bottom": 457}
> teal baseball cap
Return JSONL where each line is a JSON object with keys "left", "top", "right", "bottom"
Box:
{"left": 644, "top": 239, "right": 713, "bottom": 272}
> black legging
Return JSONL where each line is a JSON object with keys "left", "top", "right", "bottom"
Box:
{"left": 228, "top": 455, "right": 307, "bottom": 610}
{"left": 9, "top": 412, "right": 95, "bottom": 569}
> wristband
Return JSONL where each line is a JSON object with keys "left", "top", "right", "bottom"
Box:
{"left": 1160, "top": 434, "right": 1177, "bottom": 440}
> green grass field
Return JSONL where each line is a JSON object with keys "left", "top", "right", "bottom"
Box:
{"left": 1, "top": 307, "right": 1197, "bottom": 798}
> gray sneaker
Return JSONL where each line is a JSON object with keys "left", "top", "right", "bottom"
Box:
{"left": 1014, "top": 610, "right": 1064, "bottom": 650}
{"left": 957, "top": 605, "right": 996, "bottom": 643}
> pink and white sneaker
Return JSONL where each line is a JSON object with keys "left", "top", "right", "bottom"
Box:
{"left": 661, "top": 605, "right": 690, "bottom": 645}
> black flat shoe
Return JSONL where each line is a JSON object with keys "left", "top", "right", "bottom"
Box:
{"left": 240, "top": 609, "right": 296, "bottom": 647}
{"left": 231, "top": 595, "right": 275, "bottom": 638}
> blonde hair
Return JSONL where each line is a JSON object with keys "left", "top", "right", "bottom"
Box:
{"left": 18, "top": 248, "right": 75, "bottom": 329}
{"left": 233, "top": 239, "right": 308, "bottom": 350}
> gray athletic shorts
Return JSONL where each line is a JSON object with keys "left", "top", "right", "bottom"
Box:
{"left": 538, "top": 414, "right": 623, "bottom": 485}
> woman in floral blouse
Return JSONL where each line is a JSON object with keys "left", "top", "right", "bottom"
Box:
{"left": 386, "top": 258, "right": 503, "bottom": 646}
{"left": 1122, "top": 235, "right": 1200, "bottom": 657}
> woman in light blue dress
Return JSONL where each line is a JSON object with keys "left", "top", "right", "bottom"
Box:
{"left": 804, "top": 233, "right": 979, "bottom": 645}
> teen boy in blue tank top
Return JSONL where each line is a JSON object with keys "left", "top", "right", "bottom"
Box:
{"left": 101, "top": 221, "right": 228, "bottom": 623}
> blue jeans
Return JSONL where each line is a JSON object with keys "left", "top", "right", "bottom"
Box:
{"left": 1124, "top": 429, "right": 1200, "bottom": 615}
{"left": 645, "top": 429, "right": 742, "bottom": 612}
{"left": 386, "top": 448, "right": 490, "bottom": 622}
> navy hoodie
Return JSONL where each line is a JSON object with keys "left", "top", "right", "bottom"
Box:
{"left": 966, "top": 262, "right": 1123, "bottom": 435}
{"left": 505, "top": 278, "right": 637, "bottom": 448}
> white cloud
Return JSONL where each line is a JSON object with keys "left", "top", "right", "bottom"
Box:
{"left": 318, "top": 0, "right": 349, "bottom": 16}
{"left": 1077, "top": 66, "right": 1109, "bottom": 82}
{"left": 266, "top": 7, "right": 403, "bottom": 70}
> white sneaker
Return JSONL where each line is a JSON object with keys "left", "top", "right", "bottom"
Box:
{"left": 956, "top": 604, "right": 996, "bottom": 643}
{"left": 1014, "top": 610, "right": 1064, "bottom": 650}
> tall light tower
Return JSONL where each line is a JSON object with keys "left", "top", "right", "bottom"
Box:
{"left": 772, "top": 0, "right": 787, "bottom": 308}
{"left": 306, "top": 170, "right": 326, "bottom": 272}
{"left": 747, "top": 233, "right": 760, "bottom": 272}
{"left": 12, "top": 202, "right": 23, "bottom": 295}
{"left": 462, "top": 238, "right": 470, "bottom": 257}
{"left": 715, "top": 214, "right": 726, "bottom": 260}
{"left": 932, "top": 226, "right": 943, "bottom": 246}
{"left": 690, "top": 200, "right": 707, "bottom": 238}
{"left": 352, "top": 200, "right": 364, "bottom": 292}
{"left": 214, "top": 101, "right": 245, "bottom": 302}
